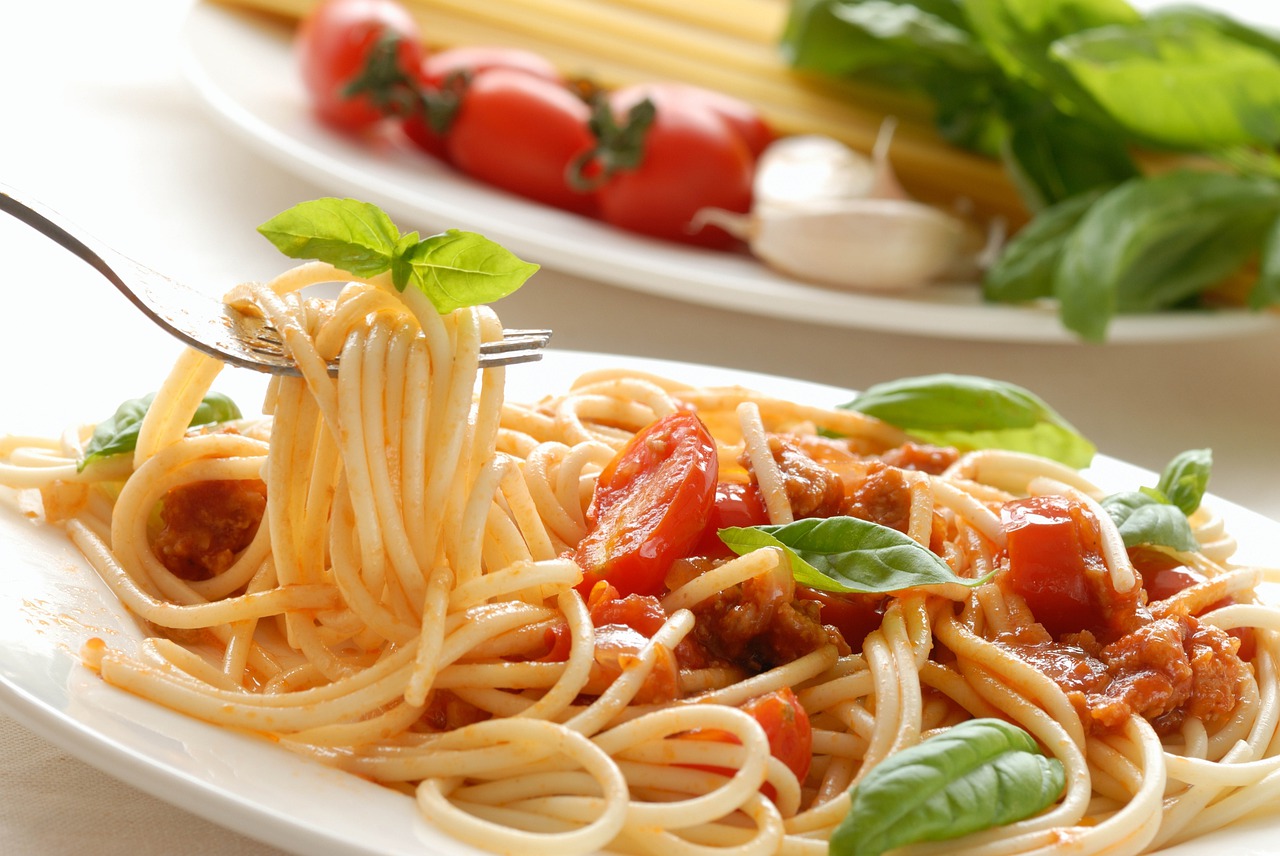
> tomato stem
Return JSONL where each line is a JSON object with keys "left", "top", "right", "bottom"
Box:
{"left": 565, "top": 97, "right": 657, "bottom": 192}
{"left": 345, "top": 33, "right": 459, "bottom": 132}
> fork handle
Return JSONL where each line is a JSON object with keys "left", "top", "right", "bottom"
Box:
{"left": 0, "top": 183, "right": 153, "bottom": 320}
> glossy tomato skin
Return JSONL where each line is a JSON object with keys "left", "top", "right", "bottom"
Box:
{"left": 297, "top": 0, "right": 424, "bottom": 131}
{"left": 402, "top": 47, "right": 563, "bottom": 161}
{"left": 445, "top": 68, "right": 597, "bottom": 214}
{"left": 741, "top": 688, "right": 813, "bottom": 784}
{"left": 573, "top": 411, "right": 718, "bottom": 596}
{"left": 595, "top": 93, "right": 754, "bottom": 248}
{"left": 684, "top": 687, "right": 813, "bottom": 791}
{"left": 611, "top": 82, "right": 775, "bottom": 160}
{"left": 1001, "top": 495, "right": 1107, "bottom": 637}
{"left": 691, "top": 481, "right": 770, "bottom": 558}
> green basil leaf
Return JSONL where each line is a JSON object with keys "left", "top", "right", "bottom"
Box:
{"left": 1001, "top": 105, "right": 1136, "bottom": 210}
{"left": 190, "top": 391, "right": 242, "bottom": 428}
{"left": 1251, "top": 214, "right": 1280, "bottom": 310}
{"left": 1054, "top": 171, "right": 1280, "bottom": 341}
{"left": 718, "top": 517, "right": 988, "bottom": 594}
{"left": 257, "top": 197, "right": 401, "bottom": 278}
{"left": 399, "top": 229, "right": 540, "bottom": 314}
{"left": 1155, "top": 448, "right": 1212, "bottom": 516}
{"left": 781, "top": 0, "right": 991, "bottom": 84}
{"left": 829, "top": 718, "right": 1065, "bottom": 856}
{"left": 963, "top": 0, "right": 1139, "bottom": 106}
{"left": 983, "top": 189, "right": 1100, "bottom": 302}
{"left": 1148, "top": 5, "right": 1280, "bottom": 61}
{"left": 841, "top": 374, "right": 1095, "bottom": 468}
{"left": 79, "top": 391, "right": 243, "bottom": 472}
{"left": 1100, "top": 491, "right": 1198, "bottom": 551}
{"left": 1053, "top": 17, "right": 1280, "bottom": 148}
{"left": 258, "top": 200, "right": 539, "bottom": 313}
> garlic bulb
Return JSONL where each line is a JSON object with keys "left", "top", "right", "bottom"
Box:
{"left": 700, "top": 121, "right": 989, "bottom": 291}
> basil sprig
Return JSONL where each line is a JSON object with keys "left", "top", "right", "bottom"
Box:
{"left": 719, "top": 516, "right": 989, "bottom": 594}
{"left": 257, "top": 198, "right": 539, "bottom": 314}
{"left": 79, "top": 391, "right": 241, "bottom": 472}
{"left": 1100, "top": 449, "right": 1212, "bottom": 551}
{"left": 782, "top": 0, "right": 1280, "bottom": 340}
{"left": 839, "top": 374, "right": 1095, "bottom": 468}
{"left": 829, "top": 718, "right": 1065, "bottom": 856}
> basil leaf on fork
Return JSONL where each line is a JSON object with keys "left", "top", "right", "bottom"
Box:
{"left": 257, "top": 198, "right": 539, "bottom": 313}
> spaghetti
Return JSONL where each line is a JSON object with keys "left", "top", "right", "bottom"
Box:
{"left": 3, "top": 262, "right": 1280, "bottom": 855}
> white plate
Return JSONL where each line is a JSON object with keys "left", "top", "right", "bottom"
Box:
{"left": 2, "top": 349, "right": 1279, "bottom": 855}
{"left": 176, "top": 2, "right": 1279, "bottom": 345}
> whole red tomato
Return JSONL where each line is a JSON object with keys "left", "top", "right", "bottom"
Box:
{"left": 403, "top": 46, "right": 563, "bottom": 161}
{"left": 296, "top": 0, "right": 424, "bottom": 131}
{"left": 581, "top": 93, "right": 755, "bottom": 248}
{"left": 573, "top": 411, "right": 719, "bottom": 596}
{"left": 611, "top": 82, "right": 775, "bottom": 160}
{"left": 445, "top": 68, "right": 597, "bottom": 215}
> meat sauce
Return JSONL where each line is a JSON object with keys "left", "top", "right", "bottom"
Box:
{"left": 152, "top": 479, "right": 267, "bottom": 581}
{"left": 997, "top": 495, "right": 1250, "bottom": 735}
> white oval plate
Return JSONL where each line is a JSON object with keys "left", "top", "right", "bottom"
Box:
{"left": 177, "top": 2, "right": 1278, "bottom": 345}
{"left": 2, "top": 350, "right": 1279, "bottom": 855}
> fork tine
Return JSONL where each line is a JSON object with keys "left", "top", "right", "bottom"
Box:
{"left": 478, "top": 347, "right": 547, "bottom": 368}
{"left": 481, "top": 329, "right": 553, "bottom": 354}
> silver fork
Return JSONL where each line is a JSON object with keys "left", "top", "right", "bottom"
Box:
{"left": 0, "top": 186, "right": 551, "bottom": 375}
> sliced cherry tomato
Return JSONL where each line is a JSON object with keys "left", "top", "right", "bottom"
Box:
{"left": 610, "top": 82, "right": 775, "bottom": 160}
{"left": 573, "top": 411, "right": 718, "bottom": 596}
{"left": 683, "top": 687, "right": 813, "bottom": 791}
{"left": 741, "top": 687, "right": 812, "bottom": 784}
{"left": 794, "top": 586, "right": 885, "bottom": 651}
{"left": 1001, "top": 495, "right": 1107, "bottom": 637}
{"left": 1133, "top": 548, "right": 1208, "bottom": 603}
{"left": 581, "top": 93, "right": 754, "bottom": 248}
{"left": 691, "top": 481, "right": 770, "bottom": 558}
{"left": 587, "top": 582, "right": 670, "bottom": 636}
{"left": 445, "top": 68, "right": 597, "bottom": 214}
{"left": 402, "top": 46, "right": 563, "bottom": 161}
{"left": 296, "top": 0, "right": 424, "bottom": 131}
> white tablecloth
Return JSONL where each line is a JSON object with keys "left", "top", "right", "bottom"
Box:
{"left": 1, "top": 0, "right": 1278, "bottom": 853}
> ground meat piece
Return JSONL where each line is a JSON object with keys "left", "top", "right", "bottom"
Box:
{"left": 739, "top": 436, "right": 844, "bottom": 519}
{"left": 878, "top": 442, "right": 959, "bottom": 475}
{"left": 690, "top": 571, "right": 845, "bottom": 673}
{"left": 842, "top": 461, "right": 912, "bottom": 534}
{"left": 1003, "top": 615, "right": 1248, "bottom": 735}
{"left": 152, "top": 479, "right": 267, "bottom": 581}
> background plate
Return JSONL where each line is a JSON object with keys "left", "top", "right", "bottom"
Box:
{"left": 178, "top": 2, "right": 1278, "bottom": 345}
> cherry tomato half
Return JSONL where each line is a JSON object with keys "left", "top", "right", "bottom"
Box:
{"left": 403, "top": 46, "right": 563, "bottom": 161}
{"left": 296, "top": 0, "right": 424, "bottom": 131}
{"left": 445, "top": 68, "right": 597, "bottom": 214}
{"left": 683, "top": 687, "right": 813, "bottom": 790}
{"left": 573, "top": 411, "right": 718, "bottom": 596}
{"left": 1001, "top": 495, "right": 1107, "bottom": 637}
{"left": 691, "top": 481, "right": 770, "bottom": 558}
{"left": 741, "top": 687, "right": 813, "bottom": 784}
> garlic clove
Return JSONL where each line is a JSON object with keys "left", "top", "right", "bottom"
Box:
{"left": 866, "top": 117, "right": 910, "bottom": 202}
{"left": 752, "top": 134, "right": 877, "bottom": 208}
{"left": 746, "top": 198, "right": 969, "bottom": 291}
